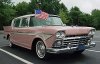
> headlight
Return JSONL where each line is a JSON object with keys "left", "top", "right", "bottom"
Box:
{"left": 88, "top": 29, "right": 96, "bottom": 41}
{"left": 56, "top": 31, "right": 65, "bottom": 39}
{"left": 53, "top": 40, "right": 62, "bottom": 47}
{"left": 88, "top": 29, "right": 96, "bottom": 36}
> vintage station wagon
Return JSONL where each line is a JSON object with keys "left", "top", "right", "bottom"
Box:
{"left": 3, "top": 14, "right": 96, "bottom": 59}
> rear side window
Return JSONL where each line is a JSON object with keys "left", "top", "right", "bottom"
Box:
{"left": 14, "top": 18, "right": 21, "bottom": 27}
{"left": 21, "top": 18, "right": 28, "bottom": 27}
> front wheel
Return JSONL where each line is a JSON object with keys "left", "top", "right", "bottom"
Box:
{"left": 36, "top": 40, "right": 48, "bottom": 59}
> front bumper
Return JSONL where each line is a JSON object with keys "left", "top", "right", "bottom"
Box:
{"left": 46, "top": 42, "right": 96, "bottom": 54}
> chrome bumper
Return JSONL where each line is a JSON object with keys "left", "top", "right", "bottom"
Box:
{"left": 46, "top": 42, "right": 96, "bottom": 54}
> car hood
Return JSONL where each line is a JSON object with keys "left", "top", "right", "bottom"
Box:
{"left": 42, "top": 26, "right": 93, "bottom": 35}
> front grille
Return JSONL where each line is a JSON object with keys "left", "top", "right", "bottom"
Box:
{"left": 65, "top": 34, "right": 88, "bottom": 37}
{"left": 62, "top": 36, "right": 89, "bottom": 47}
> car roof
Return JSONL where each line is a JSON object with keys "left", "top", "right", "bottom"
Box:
{"left": 15, "top": 14, "right": 60, "bottom": 19}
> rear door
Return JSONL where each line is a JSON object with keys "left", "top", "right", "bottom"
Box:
{"left": 10, "top": 18, "right": 21, "bottom": 44}
{"left": 11, "top": 17, "right": 31, "bottom": 48}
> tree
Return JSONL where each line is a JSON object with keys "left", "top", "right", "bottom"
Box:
{"left": 58, "top": 8, "right": 69, "bottom": 24}
{"left": 0, "top": 0, "right": 16, "bottom": 30}
{"left": 69, "top": 6, "right": 82, "bottom": 25}
{"left": 41, "top": 0, "right": 61, "bottom": 14}
{"left": 79, "top": 13, "right": 93, "bottom": 26}
{"left": 92, "top": 9, "right": 100, "bottom": 29}
{"left": 15, "top": 2, "right": 29, "bottom": 16}
{"left": 29, "top": 0, "right": 69, "bottom": 24}
{"left": 29, "top": 0, "right": 67, "bottom": 15}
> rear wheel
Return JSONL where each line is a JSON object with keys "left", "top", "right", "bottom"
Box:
{"left": 36, "top": 40, "right": 48, "bottom": 59}
{"left": 9, "top": 42, "right": 15, "bottom": 48}
{"left": 8, "top": 37, "right": 15, "bottom": 48}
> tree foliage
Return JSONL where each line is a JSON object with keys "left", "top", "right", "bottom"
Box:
{"left": 59, "top": 8, "right": 69, "bottom": 24}
{"left": 69, "top": 6, "right": 82, "bottom": 25}
{"left": 29, "top": 0, "right": 69, "bottom": 24}
{"left": 91, "top": 9, "right": 100, "bottom": 29}
{"left": 15, "top": 2, "right": 29, "bottom": 16}
{"left": 0, "top": 0, "right": 16, "bottom": 30}
{"left": 29, "top": 0, "right": 66, "bottom": 14}
{"left": 79, "top": 13, "right": 93, "bottom": 26}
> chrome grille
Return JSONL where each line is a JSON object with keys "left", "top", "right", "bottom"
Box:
{"left": 62, "top": 36, "right": 89, "bottom": 47}
{"left": 65, "top": 34, "right": 88, "bottom": 37}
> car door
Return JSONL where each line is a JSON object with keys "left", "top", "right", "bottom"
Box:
{"left": 19, "top": 16, "right": 43, "bottom": 49}
{"left": 10, "top": 18, "right": 22, "bottom": 45}
{"left": 11, "top": 17, "right": 31, "bottom": 48}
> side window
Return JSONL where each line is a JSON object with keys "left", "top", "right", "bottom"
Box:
{"left": 14, "top": 18, "right": 21, "bottom": 27}
{"left": 29, "top": 17, "right": 34, "bottom": 27}
{"left": 21, "top": 18, "right": 29, "bottom": 27}
{"left": 29, "top": 16, "right": 42, "bottom": 26}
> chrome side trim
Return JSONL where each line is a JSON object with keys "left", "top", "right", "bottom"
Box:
{"left": 12, "top": 32, "right": 52, "bottom": 40}
{"left": 12, "top": 32, "right": 40, "bottom": 35}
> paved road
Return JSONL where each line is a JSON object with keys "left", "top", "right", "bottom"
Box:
{"left": 0, "top": 31, "right": 100, "bottom": 64}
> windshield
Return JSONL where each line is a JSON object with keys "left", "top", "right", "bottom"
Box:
{"left": 29, "top": 16, "right": 63, "bottom": 26}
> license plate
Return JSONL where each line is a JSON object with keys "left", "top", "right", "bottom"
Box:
{"left": 78, "top": 44, "right": 85, "bottom": 50}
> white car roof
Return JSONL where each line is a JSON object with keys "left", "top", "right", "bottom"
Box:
{"left": 14, "top": 14, "right": 59, "bottom": 19}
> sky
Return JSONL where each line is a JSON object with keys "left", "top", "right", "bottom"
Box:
{"left": 11, "top": 0, "right": 30, "bottom": 5}
{"left": 11, "top": 0, "right": 100, "bottom": 14}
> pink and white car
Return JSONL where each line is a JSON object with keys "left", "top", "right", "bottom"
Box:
{"left": 3, "top": 14, "right": 96, "bottom": 59}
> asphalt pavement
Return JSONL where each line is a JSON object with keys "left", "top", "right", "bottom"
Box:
{"left": 0, "top": 31, "right": 100, "bottom": 64}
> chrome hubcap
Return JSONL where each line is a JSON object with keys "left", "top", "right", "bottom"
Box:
{"left": 36, "top": 41, "right": 46, "bottom": 59}
{"left": 9, "top": 42, "right": 12, "bottom": 47}
{"left": 8, "top": 38, "right": 12, "bottom": 47}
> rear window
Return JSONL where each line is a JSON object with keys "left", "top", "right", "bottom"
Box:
{"left": 14, "top": 18, "right": 21, "bottom": 27}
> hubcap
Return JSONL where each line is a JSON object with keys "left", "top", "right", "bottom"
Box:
{"left": 9, "top": 42, "right": 12, "bottom": 47}
{"left": 36, "top": 41, "right": 46, "bottom": 59}
{"left": 8, "top": 38, "right": 12, "bottom": 47}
